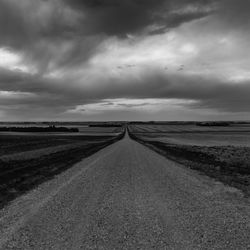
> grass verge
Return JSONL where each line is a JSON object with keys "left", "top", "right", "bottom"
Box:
{"left": 0, "top": 131, "right": 125, "bottom": 208}
{"left": 129, "top": 131, "right": 250, "bottom": 196}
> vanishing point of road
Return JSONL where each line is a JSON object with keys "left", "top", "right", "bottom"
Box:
{"left": 0, "top": 133, "right": 250, "bottom": 249}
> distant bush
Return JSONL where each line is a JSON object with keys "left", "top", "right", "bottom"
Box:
{"left": 196, "top": 122, "right": 231, "bottom": 127}
{"left": 0, "top": 126, "right": 79, "bottom": 133}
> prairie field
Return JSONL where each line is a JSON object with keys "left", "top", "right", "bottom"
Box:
{"left": 0, "top": 123, "right": 125, "bottom": 207}
{"left": 0, "top": 122, "right": 123, "bottom": 135}
{"left": 129, "top": 123, "right": 250, "bottom": 133}
{"left": 128, "top": 123, "right": 250, "bottom": 195}
{"left": 138, "top": 132, "right": 250, "bottom": 147}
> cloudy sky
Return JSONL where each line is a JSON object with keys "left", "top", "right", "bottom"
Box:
{"left": 0, "top": 0, "right": 250, "bottom": 121}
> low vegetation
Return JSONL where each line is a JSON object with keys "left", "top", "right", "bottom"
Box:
{"left": 196, "top": 122, "right": 231, "bottom": 127}
{"left": 0, "top": 130, "right": 125, "bottom": 207}
{"left": 0, "top": 125, "right": 79, "bottom": 133}
{"left": 128, "top": 126, "right": 250, "bottom": 196}
{"left": 89, "top": 123, "right": 123, "bottom": 127}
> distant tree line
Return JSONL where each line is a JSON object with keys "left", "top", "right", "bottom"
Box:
{"left": 0, "top": 126, "right": 79, "bottom": 132}
{"left": 196, "top": 122, "right": 231, "bottom": 127}
{"left": 129, "top": 121, "right": 196, "bottom": 125}
{"left": 89, "top": 124, "right": 123, "bottom": 127}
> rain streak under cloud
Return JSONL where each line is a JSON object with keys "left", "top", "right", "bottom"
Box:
{"left": 0, "top": 0, "right": 250, "bottom": 121}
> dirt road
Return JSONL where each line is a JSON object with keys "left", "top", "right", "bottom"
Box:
{"left": 0, "top": 134, "right": 250, "bottom": 249}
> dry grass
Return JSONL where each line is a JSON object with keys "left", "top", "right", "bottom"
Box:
{"left": 0, "top": 131, "right": 125, "bottom": 207}
{"left": 129, "top": 130, "right": 250, "bottom": 196}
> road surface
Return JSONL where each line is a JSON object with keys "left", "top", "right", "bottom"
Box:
{"left": 0, "top": 133, "right": 250, "bottom": 249}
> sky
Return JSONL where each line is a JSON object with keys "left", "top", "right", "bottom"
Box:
{"left": 0, "top": 0, "right": 250, "bottom": 121}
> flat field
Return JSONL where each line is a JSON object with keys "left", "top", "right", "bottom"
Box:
{"left": 129, "top": 123, "right": 250, "bottom": 133}
{"left": 128, "top": 123, "right": 250, "bottom": 195}
{"left": 138, "top": 132, "right": 250, "bottom": 147}
{"left": 0, "top": 124, "right": 125, "bottom": 207}
{"left": 0, "top": 122, "right": 123, "bottom": 135}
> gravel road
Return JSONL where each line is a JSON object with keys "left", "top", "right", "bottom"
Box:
{"left": 0, "top": 133, "right": 250, "bottom": 249}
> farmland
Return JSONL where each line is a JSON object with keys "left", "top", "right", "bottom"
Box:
{"left": 0, "top": 123, "right": 125, "bottom": 207}
{"left": 129, "top": 123, "right": 250, "bottom": 134}
{"left": 136, "top": 132, "right": 250, "bottom": 147}
{"left": 128, "top": 123, "right": 250, "bottom": 195}
{"left": 1, "top": 123, "right": 250, "bottom": 249}
{"left": 0, "top": 122, "right": 123, "bottom": 135}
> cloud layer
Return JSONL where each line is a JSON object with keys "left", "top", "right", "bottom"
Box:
{"left": 0, "top": 0, "right": 249, "bottom": 120}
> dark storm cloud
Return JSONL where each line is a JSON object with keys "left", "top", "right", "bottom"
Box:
{"left": 1, "top": 68, "right": 250, "bottom": 117}
{"left": 0, "top": 1, "right": 71, "bottom": 49}
{"left": 97, "top": 73, "right": 250, "bottom": 113}
{"left": 63, "top": 0, "right": 167, "bottom": 36}
{"left": 0, "top": 0, "right": 215, "bottom": 75}
{"left": 0, "top": 0, "right": 249, "bottom": 120}
{"left": 0, "top": 0, "right": 246, "bottom": 69}
{"left": 63, "top": 0, "right": 213, "bottom": 36}
{"left": 0, "top": 0, "right": 214, "bottom": 49}
{"left": 218, "top": 0, "right": 250, "bottom": 30}
{"left": 0, "top": 0, "right": 103, "bottom": 73}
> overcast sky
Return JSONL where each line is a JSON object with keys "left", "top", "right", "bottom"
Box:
{"left": 0, "top": 0, "right": 250, "bottom": 121}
